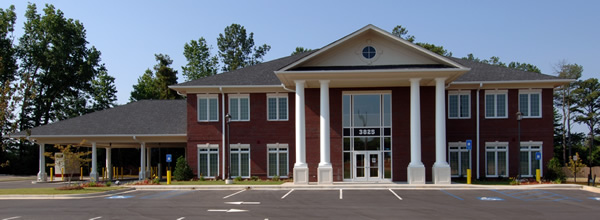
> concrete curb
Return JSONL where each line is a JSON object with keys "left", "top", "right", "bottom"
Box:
{"left": 0, "top": 187, "right": 134, "bottom": 200}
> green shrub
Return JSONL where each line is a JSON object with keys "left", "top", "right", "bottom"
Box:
{"left": 546, "top": 157, "right": 566, "bottom": 182}
{"left": 251, "top": 176, "right": 259, "bottom": 181}
{"left": 106, "top": 181, "right": 112, "bottom": 187}
{"left": 173, "top": 156, "right": 194, "bottom": 181}
{"left": 272, "top": 175, "right": 280, "bottom": 181}
{"left": 235, "top": 176, "right": 243, "bottom": 182}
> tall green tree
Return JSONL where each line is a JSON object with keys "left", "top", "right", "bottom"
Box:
{"left": 554, "top": 61, "right": 583, "bottom": 163}
{"left": 182, "top": 37, "right": 218, "bottom": 81}
{"left": 130, "top": 54, "right": 180, "bottom": 101}
{"left": 572, "top": 78, "right": 600, "bottom": 165}
{"left": 291, "top": 47, "right": 311, "bottom": 56}
{"left": 391, "top": 25, "right": 452, "bottom": 56}
{"left": 217, "top": 23, "right": 271, "bottom": 72}
{"left": 16, "top": 3, "right": 105, "bottom": 127}
{"left": 462, "top": 53, "right": 541, "bottom": 73}
{"left": 90, "top": 67, "right": 117, "bottom": 111}
{"left": 0, "top": 5, "right": 17, "bottom": 84}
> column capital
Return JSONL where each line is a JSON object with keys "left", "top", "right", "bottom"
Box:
{"left": 409, "top": 78, "right": 422, "bottom": 83}
{"left": 434, "top": 77, "right": 448, "bottom": 83}
{"left": 294, "top": 80, "right": 306, "bottom": 85}
{"left": 319, "top": 80, "right": 330, "bottom": 84}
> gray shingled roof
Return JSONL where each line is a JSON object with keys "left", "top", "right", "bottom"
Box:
{"left": 174, "top": 51, "right": 316, "bottom": 86}
{"left": 13, "top": 100, "right": 186, "bottom": 137}
{"left": 448, "top": 57, "right": 559, "bottom": 82}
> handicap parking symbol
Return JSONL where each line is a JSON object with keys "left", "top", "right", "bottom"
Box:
{"left": 589, "top": 197, "right": 600, "bottom": 201}
{"left": 479, "top": 197, "right": 504, "bottom": 201}
{"left": 106, "top": 195, "right": 133, "bottom": 199}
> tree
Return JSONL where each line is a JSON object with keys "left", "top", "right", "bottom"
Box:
{"left": 554, "top": 61, "right": 583, "bottom": 164}
{"left": 462, "top": 53, "right": 541, "bottom": 73}
{"left": 90, "top": 67, "right": 117, "bottom": 111}
{"left": 391, "top": 25, "right": 452, "bottom": 56}
{"left": 567, "top": 152, "right": 586, "bottom": 183}
{"left": 182, "top": 37, "right": 218, "bottom": 81}
{"left": 44, "top": 144, "right": 91, "bottom": 183}
{"left": 173, "top": 156, "right": 193, "bottom": 181}
{"left": 217, "top": 23, "right": 271, "bottom": 72}
{"left": 291, "top": 47, "right": 312, "bottom": 56}
{"left": 0, "top": 5, "right": 17, "bottom": 84}
{"left": 130, "top": 54, "right": 180, "bottom": 101}
{"left": 572, "top": 78, "right": 600, "bottom": 167}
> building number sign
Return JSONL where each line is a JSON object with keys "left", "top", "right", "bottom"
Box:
{"left": 358, "top": 129, "right": 376, "bottom": 135}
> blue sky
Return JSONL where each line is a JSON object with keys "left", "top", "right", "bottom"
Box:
{"left": 2, "top": 0, "right": 599, "bottom": 104}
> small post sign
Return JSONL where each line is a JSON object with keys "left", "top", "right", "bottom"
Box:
{"left": 466, "top": 140, "right": 472, "bottom": 150}
{"left": 535, "top": 152, "right": 542, "bottom": 160}
{"left": 166, "top": 154, "right": 172, "bottom": 163}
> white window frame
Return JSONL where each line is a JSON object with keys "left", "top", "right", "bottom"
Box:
{"left": 197, "top": 144, "right": 219, "bottom": 178}
{"left": 448, "top": 91, "right": 471, "bottom": 119}
{"left": 267, "top": 143, "right": 289, "bottom": 178}
{"left": 266, "top": 93, "right": 289, "bottom": 121}
{"left": 448, "top": 142, "right": 471, "bottom": 177}
{"left": 518, "top": 89, "right": 542, "bottom": 118}
{"left": 229, "top": 143, "right": 250, "bottom": 178}
{"left": 197, "top": 94, "right": 219, "bottom": 122}
{"left": 485, "top": 142, "right": 509, "bottom": 178}
{"left": 229, "top": 94, "right": 250, "bottom": 121}
{"left": 520, "top": 141, "right": 542, "bottom": 177}
{"left": 484, "top": 90, "right": 508, "bottom": 119}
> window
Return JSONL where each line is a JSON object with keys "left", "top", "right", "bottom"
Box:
{"left": 448, "top": 91, "right": 470, "bottom": 119}
{"left": 485, "top": 142, "right": 508, "bottom": 177}
{"left": 362, "top": 46, "right": 376, "bottom": 59}
{"left": 267, "top": 144, "right": 288, "bottom": 177}
{"left": 229, "top": 94, "right": 250, "bottom": 121}
{"left": 519, "top": 90, "right": 542, "bottom": 118}
{"left": 230, "top": 144, "right": 250, "bottom": 178}
{"left": 197, "top": 144, "right": 219, "bottom": 178}
{"left": 520, "top": 142, "right": 542, "bottom": 177}
{"left": 449, "top": 142, "right": 471, "bottom": 177}
{"left": 267, "top": 94, "right": 288, "bottom": 121}
{"left": 485, "top": 90, "right": 508, "bottom": 118}
{"left": 197, "top": 95, "right": 218, "bottom": 122}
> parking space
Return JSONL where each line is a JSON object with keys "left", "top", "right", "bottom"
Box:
{"left": 1, "top": 188, "right": 600, "bottom": 219}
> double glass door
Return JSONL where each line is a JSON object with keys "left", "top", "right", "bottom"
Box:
{"left": 354, "top": 151, "right": 380, "bottom": 181}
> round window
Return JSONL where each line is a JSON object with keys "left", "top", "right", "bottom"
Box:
{"left": 362, "top": 46, "right": 376, "bottom": 59}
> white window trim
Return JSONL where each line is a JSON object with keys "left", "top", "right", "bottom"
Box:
{"left": 448, "top": 91, "right": 471, "bottom": 119}
{"left": 518, "top": 89, "right": 542, "bottom": 118}
{"left": 229, "top": 143, "right": 251, "bottom": 178}
{"left": 197, "top": 94, "right": 219, "bottom": 122}
{"left": 485, "top": 142, "right": 509, "bottom": 178}
{"left": 484, "top": 90, "right": 508, "bottom": 119}
{"left": 448, "top": 142, "right": 472, "bottom": 177}
{"left": 520, "top": 141, "right": 543, "bottom": 177}
{"left": 229, "top": 94, "right": 250, "bottom": 121}
{"left": 267, "top": 143, "right": 289, "bottom": 178}
{"left": 266, "top": 93, "right": 289, "bottom": 121}
{"left": 197, "top": 143, "right": 219, "bottom": 178}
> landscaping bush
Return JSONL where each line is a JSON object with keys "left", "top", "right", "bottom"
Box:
{"left": 251, "top": 176, "right": 259, "bottom": 181}
{"left": 235, "top": 176, "right": 243, "bottom": 182}
{"left": 546, "top": 157, "right": 566, "bottom": 182}
{"left": 173, "top": 156, "right": 194, "bottom": 181}
{"left": 56, "top": 185, "right": 84, "bottom": 190}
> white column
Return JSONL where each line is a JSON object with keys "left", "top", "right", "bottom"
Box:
{"left": 139, "top": 143, "right": 146, "bottom": 180}
{"left": 90, "top": 142, "right": 99, "bottom": 182}
{"left": 36, "top": 143, "right": 47, "bottom": 182}
{"left": 318, "top": 80, "right": 333, "bottom": 184}
{"left": 294, "top": 80, "right": 309, "bottom": 184}
{"left": 407, "top": 78, "right": 425, "bottom": 184}
{"left": 106, "top": 147, "right": 112, "bottom": 181}
{"left": 433, "top": 77, "right": 451, "bottom": 184}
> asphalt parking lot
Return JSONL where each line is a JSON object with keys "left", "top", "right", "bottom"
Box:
{"left": 1, "top": 188, "right": 600, "bottom": 219}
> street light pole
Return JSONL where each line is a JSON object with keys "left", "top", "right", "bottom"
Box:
{"left": 516, "top": 111, "right": 522, "bottom": 180}
{"left": 589, "top": 132, "right": 594, "bottom": 186}
{"left": 225, "top": 113, "right": 232, "bottom": 184}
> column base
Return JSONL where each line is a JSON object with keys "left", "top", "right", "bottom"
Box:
{"left": 317, "top": 166, "right": 333, "bottom": 184}
{"left": 37, "top": 172, "right": 47, "bottom": 182}
{"left": 90, "top": 172, "right": 99, "bottom": 182}
{"left": 407, "top": 165, "right": 425, "bottom": 184}
{"left": 293, "top": 167, "right": 309, "bottom": 184}
{"left": 433, "top": 165, "right": 451, "bottom": 184}
{"left": 139, "top": 171, "right": 146, "bottom": 180}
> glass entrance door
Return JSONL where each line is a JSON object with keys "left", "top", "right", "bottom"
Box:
{"left": 354, "top": 152, "right": 380, "bottom": 181}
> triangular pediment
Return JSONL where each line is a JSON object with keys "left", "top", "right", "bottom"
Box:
{"left": 280, "top": 25, "right": 466, "bottom": 71}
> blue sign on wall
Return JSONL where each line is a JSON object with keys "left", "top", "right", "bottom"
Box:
{"left": 166, "top": 154, "right": 172, "bottom": 163}
{"left": 535, "top": 152, "right": 542, "bottom": 160}
{"left": 466, "top": 140, "right": 472, "bottom": 150}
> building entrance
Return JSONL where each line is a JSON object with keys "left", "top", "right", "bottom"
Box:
{"left": 342, "top": 92, "right": 392, "bottom": 182}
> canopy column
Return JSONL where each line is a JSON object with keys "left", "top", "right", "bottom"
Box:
{"left": 318, "top": 80, "right": 332, "bottom": 184}
{"left": 37, "top": 143, "right": 47, "bottom": 182}
{"left": 90, "top": 142, "right": 99, "bottom": 181}
{"left": 433, "top": 77, "right": 451, "bottom": 184}
{"left": 293, "top": 80, "right": 308, "bottom": 184}
{"left": 106, "top": 147, "right": 112, "bottom": 181}
{"left": 407, "top": 78, "right": 425, "bottom": 184}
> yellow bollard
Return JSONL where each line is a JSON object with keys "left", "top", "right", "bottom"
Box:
{"left": 102, "top": 167, "right": 105, "bottom": 180}
{"left": 167, "top": 170, "right": 171, "bottom": 185}
{"left": 536, "top": 169, "right": 541, "bottom": 183}
{"left": 113, "top": 166, "right": 116, "bottom": 180}
{"left": 467, "top": 169, "right": 472, "bottom": 184}
{"left": 80, "top": 167, "right": 83, "bottom": 180}
{"left": 50, "top": 167, "right": 53, "bottom": 182}
{"left": 120, "top": 167, "right": 123, "bottom": 180}
{"left": 61, "top": 167, "right": 64, "bottom": 181}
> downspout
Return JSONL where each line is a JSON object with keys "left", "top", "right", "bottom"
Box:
{"left": 220, "top": 87, "right": 226, "bottom": 180}
{"left": 476, "top": 82, "right": 482, "bottom": 180}
{"left": 281, "top": 83, "right": 295, "bottom": 92}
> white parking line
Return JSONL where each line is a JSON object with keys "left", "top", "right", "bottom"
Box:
{"left": 281, "top": 189, "right": 294, "bottom": 199}
{"left": 223, "top": 189, "right": 246, "bottom": 199}
{"left": 389, "top": 189, "right": 403, "bottom": 200}
{"left": 339, "top": 189, "right": 343, "bottom": 200}
{"left": 89, "top": 217, "right": 102, "bottom": 220}
{"left": 2, "top": 216, "right": 21, "bottom": 220}
{"left": 176, "top": 217, "right": 185, "bottom": 220}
